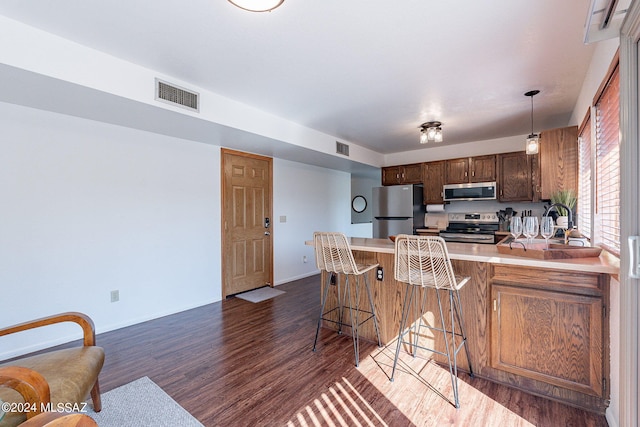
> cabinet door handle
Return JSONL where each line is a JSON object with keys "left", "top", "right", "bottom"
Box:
{"left": 493, "top": 299, "right": 497, "bottom": 312}
{"left": 472, "top": 171, "right": 475, "bottom": 177}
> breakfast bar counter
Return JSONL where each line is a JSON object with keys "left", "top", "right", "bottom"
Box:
{"left": 339, "top": 237, "right": 619, "bottom": 274}
{"left": 306, "top": 236, "right": 618, "bottom": 414}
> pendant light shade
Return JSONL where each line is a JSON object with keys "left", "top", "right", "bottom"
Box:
{"left": 525, "top": 90, "right": 540, "bottom": 155}
{"left": 228, "top": 0, "right": 284, "bottom": 12}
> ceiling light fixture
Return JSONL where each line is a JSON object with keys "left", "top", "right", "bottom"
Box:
{"left": 525, "top": 90, "right": 540, "bottom": 155}
{"left": 228, "top": 0, "right": 284, "bottom": 12}
{"left": 419, "top": 121, "right": 443, "bottom": 144}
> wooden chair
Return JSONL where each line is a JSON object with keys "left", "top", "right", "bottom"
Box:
{"left": 0, "top": 313, "right": 104, "bottom": 427}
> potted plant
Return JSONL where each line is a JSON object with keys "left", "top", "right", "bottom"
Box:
{"left": 549, "top": 189, "right": 576, "bottom": 228}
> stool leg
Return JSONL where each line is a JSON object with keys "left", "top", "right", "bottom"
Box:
{"left": 337, "top": 274, "right": 344, "bottom": 334}
{"left": 346, "top": 275, "right": 359, "bottom": 367}
{"left": 412, "top": 287, "right": 428, "bottom": 357}
{"left": 391, "top": 283, "right": 415, "bottom": 382}
{"left": 448, "top": 289, "right": 461, "bottom": 408}
{"left": 454, "top": 288, "right": 474, "bottom": 377}
{"left": 363, "top": 273, "right": 382, "bottom": 347}
{"left": 435, "top": 288, "right": 460, "bottom": 408}
{"left": 313, "top": 272, "right": 333, "bottom": 352}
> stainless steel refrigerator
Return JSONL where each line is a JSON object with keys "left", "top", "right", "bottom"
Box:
{"left": 372, "top": 185, "right": 424, "bottom": 238}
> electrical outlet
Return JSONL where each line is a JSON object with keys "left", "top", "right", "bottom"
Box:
{"left": 110, "top": 290, "right": 119, "bottom": 303}
{"left": 303, "top": 255, "right": 308, "bottom": 263}
{"left": 376, "top": 267, "right": 384, "bottom": 281}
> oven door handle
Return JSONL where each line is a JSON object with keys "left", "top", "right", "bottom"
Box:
{"left": 441, "top": 233, "right": 493, "bottom": 240}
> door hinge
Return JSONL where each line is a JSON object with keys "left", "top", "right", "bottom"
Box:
{"left": 603, "top": 305, "right": 607, "bottom": 318}
{"left": 603, "top": 378, "right": 607, "bottom": 393}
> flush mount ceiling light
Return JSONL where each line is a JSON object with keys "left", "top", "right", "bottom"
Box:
{"left": 228, "top": 0, "right": 284, "bottom": 12}
{"left": 525, "top": 90, "right": 540, "bottom": 155}
{"left": 419, "top": 121, "right": 443, "bottom": 144}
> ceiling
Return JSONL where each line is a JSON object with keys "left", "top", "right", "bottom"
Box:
{"left": 0, "top": 1, "right": 613, "bottom": 156}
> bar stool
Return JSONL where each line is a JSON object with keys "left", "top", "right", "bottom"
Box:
{"left": 391, "top": 234, "right": 473, "bottom": 408}
{"left": 312, "top": 232, "right": 382, "bottom": 367}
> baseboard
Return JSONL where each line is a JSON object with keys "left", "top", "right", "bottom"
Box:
{"left": 274, "top": 270, "right": 319, "bottom": 286}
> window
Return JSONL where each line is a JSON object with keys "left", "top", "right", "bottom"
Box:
{"left": 577, "top": 115, "right": 592, "bottom": 239}
{"left": 594, "top": 63, "right": 620, "bottom": 254}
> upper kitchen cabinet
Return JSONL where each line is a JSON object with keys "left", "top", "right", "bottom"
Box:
{"left": 445, "top": 155, "right": 496, "bottom": 184}
{"left": 498, "top": 151, "right": 533, "bottom": 202}
{"left": 422, "top": 161, "right": 445, "bottom": 204}
{"left": 538, "top": 126, "right": 578, "bottom": 200}
{"left": 382, "top": 163, "right": 423, "bottom": 185}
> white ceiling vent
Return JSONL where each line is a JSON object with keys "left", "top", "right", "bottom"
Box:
{"left": 584, "top": 0, "right": 630, "bottom": 43}
{"left": 336, "top": 141, "right": 350, "bottom": 157}
{"left": 155, "top": 79, "right": 199, "bottom": 112}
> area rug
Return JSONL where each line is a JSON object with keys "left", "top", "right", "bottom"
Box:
{"left": 85, "top": 377, "right": 203, "bottom": 427}
{"left": 235, "top": 286, "right": 285, "bottom": 303}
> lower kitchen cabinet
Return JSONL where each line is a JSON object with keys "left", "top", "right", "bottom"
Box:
{"left": 488, "top": 265, "right": 609, "bottom": 412}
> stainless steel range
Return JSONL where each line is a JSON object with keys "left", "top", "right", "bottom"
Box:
{"left": 439, "top": 212, "right": 499, "bottom": 244}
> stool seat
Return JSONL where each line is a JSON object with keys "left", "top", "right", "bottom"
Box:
{"left": 312, "top": 232, "right": 381, "bottom": 367}
{"left": 391, "top": 234, "right": 473, "bottom": 408}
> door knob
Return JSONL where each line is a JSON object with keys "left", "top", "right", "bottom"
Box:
{"left": 264, "top": 231, "right": 271, "bottom": 236}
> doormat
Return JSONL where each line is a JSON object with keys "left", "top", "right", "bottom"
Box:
{"left": 235, "top": 286, "right": 285, "bottom": 303}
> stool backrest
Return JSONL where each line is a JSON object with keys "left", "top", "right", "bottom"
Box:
{"left": 313, "top": 232, "right": 359, "bottom": 274}
{"left": 394, "top": 234, "right": 457, "bottom": 289}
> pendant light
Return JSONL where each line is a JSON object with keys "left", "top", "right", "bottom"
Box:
{"left": 525, "top": 90, "right": 540, "bottom": 155}
{"left": 419, "top": 121, "right": 443, "bottom": 144}
{"left": 228, "top": 0, "right": 284, "bottom": 12}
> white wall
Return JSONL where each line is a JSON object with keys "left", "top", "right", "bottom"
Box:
{"left": 0, "top": 102, "right": 221, "bottom": 358}
{"left": 0, "top": 102, "right": 358, "bottom": 359}
{"left": 570, "top": 38, "right": 620, "bottom": 126}
{"left": 273, "top": 158, "right": 354, "bottom": 284}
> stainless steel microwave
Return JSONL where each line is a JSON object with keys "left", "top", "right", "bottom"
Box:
{"left": 443, "top": 181, "right": 497, "bottom": 201}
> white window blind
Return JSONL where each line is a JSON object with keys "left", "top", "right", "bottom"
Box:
{"left": 594, "top": 64, "right": 620, "bottom": 254}
{"left": 578, "top": 117, "right": 592, "bottom": 239}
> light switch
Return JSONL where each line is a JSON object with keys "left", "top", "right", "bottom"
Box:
{"left": 279, "top": 215, "right": 287, "bottom": 223}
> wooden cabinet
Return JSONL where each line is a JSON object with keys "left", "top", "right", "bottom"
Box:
{"left": 422, "top": 161, "right": 445, "bottom": 203}
{"left": 382, "top": 163, "right": 423, "bottom": 185}
{"left": 489, "top": 265, "right": 609, "bottom": 412}
{"left": 498, "top": 151, "right": 533, "bottom": 201}
{"left": 445, "top": 158, "right": 469, "bottom": 184}
{"left": 538, "top": 126, "right": 578, "bottom": 200}
{"left": 445, "top": 155, "right": 496, "bottom": 184}
{"left": 470, "top": 155, "right": 497, "bottom": 182}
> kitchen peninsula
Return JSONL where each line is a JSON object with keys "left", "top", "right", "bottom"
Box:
{"left": 306, "top": 237, "right": 619, "bottom": 414}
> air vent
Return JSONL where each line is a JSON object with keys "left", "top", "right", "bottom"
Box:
{"left": 336, "top": 141, "right": 350, "bottom": 157}
{"left": 155, "top": 79, "right": 199, "bottom": 112}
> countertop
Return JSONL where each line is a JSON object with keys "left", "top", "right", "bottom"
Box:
{"left": 306, "top": 237, "right": 619, "bottom": 275}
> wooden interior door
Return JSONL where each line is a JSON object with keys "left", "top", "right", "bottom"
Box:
{"left": 221, "top": 149, "right": 273, "bottom": 297}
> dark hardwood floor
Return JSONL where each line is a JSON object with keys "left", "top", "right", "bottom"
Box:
{"left": 50, "top": 275, "right": 609, "bottom": 426}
